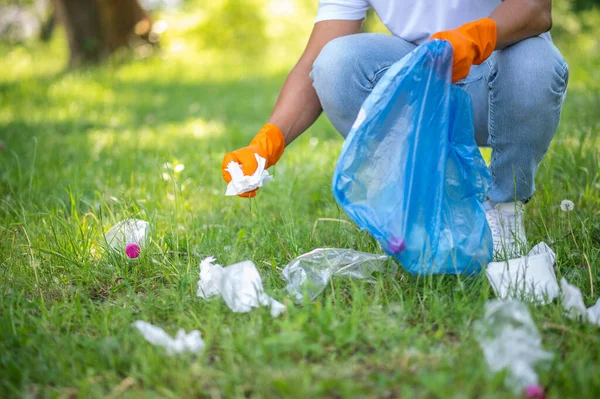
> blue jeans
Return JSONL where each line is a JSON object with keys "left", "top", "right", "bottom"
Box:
{"left": 310, "top": 33, "right": 569, "bottom": 203}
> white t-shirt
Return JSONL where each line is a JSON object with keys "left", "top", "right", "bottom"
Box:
{"left": 316, "top": 0, "right": 502, "bottom": 45}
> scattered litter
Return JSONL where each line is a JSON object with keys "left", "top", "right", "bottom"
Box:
{"left": 133, "top": 321, "right": 205, "bottom": 355}
{"left": 281, "top": 248, "right": 394, "bottom": 302}
{"left": 225, "top": 154, "right": 272, "bottom": 196}
{"left": 197, "top": 257, "right": 285, "bottom": 317}
{"left": 474, "top": 300, "right": 553, "bottom": 395}
{"left": 560, "top": 278, "right": 600, "bottom": 327}
{"left": 486, "top": 242, "right": 558, "bottom": 305}
{"left": 105, "top": 219, "right": 150, "bottom": 259}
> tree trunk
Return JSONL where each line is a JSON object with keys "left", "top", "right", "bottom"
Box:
{"left": 52, "top": 0, "right": 151, "bottom": 68}
{"left": 39, "top": 10, "right": 56, "bottom": 42}
{"left": 52, "top": 0, "right": 106, "bottom": 67}
{"left": 101, "top": 0, "right": 151, "bottom": 53}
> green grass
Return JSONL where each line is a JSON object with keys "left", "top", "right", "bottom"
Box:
{"left": 1, "top": 16, "right": 600, "bottom": 398}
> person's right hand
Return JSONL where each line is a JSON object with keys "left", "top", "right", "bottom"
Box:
{"left": 221, "top": 124, "right": 285, "bottom": 198}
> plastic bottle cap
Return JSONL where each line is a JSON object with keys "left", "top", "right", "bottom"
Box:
{"left": 126, "top": 243, "right": 141, "bottom": 258}
{"left": 524, "top": 385, "right": 545, "bottom": 399}
{"left": 388, "top": 238, "right": 406, "bottom": 254}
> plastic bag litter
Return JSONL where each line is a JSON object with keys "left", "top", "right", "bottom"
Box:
{"left": 225, "top": 154, "right": 273, "bottom": 196}
{"left": 486, "top": 242, "right": 559, "bottom": 305}
{"left": 133, "top": 320, "right": 205, "bottom": 355}
{"left": 281, "top": 248, "right": 393, "bottom": 302}
{"left": 197, "top": 257, "right": 285, "bottom": 317}
{"left": 560, "top": 278, "right": 600, "bottom": 327}
{"left": 105, "top": 219, "right": 149, "bottom": 258}
{"left": 474, "top": 300, "right": 553, "bottom": 394}
{"left": 332, "top": 40, "right": 492, "bottom": 276}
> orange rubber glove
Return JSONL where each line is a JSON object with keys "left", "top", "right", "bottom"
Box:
{"left": 221, "top": 123, "right": 285, "bottom": 198}
{"left": 430, "top": 18, "right": 497, "bottom": 83}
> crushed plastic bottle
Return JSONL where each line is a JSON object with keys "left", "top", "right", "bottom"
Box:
{"left": 474, "top": 300, "right": 553, "bottom": 395}
{"left": 281, "top": 248, "right": 394, "bottom": 302}
{"left": 104, "top": 219, "right": 150, "bottom": 259}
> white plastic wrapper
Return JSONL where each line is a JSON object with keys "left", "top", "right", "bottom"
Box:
{"left": 474, "top": 300, "right": 553, "bottom": 393}
{"left": 589, "top": 301, "right": 600, "bottom": 326}
{"left": 104, "top": 219, "right": 150, "bottom": 258}
{"left": 560, "top": 278, "right": 600, "bottom": 327}
{"left": 197, "top": 257, "right": 285, "bottom": 317}
{"left": 133, "top": 321, "right": 205, "bottom": 355}
{"left": 281, "top": 248, "right": 393, "bottom": 302}
{"left": 225, "top": 154, "right": 273, "bottom": 196}
{"left": 486, "top": 242, "right": 559, "bottom": 305}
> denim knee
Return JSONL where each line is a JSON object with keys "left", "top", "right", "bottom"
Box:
{"left": 310, "top": 34, "right": 379, "bottom": 135}
{"left": 310, "top": 33, "right": 418, "bottom": 136}
{"left": 491, "top": 37, "right": 569, "bottom": 123}
{"left": 311, "top": 35, "right": 364, "bottom": 111}
{"left": 486, "top": 36, "right": 569, "bottom": 202}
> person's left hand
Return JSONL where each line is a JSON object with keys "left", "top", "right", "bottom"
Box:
{"left": 430, "top": 18, "right": 497, "bottom": 83}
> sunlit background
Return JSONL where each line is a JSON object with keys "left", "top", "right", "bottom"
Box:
{"left": 1, "top": 0, "right": 597, "bottom": 74}
{"left": 1, "top": 1, "right": 600, "bottom": 397}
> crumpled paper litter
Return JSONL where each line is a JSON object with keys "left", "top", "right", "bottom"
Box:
{"left": 560, "top": 278, "right": 600, "bottom": 327}
{"left": 197, "top": 257, "right": 285, "bottom": 317}
{"left": 486, "top": 242, "right": 559, "bottom": 305}
{"left": 225, "top": 154, "right": 273, "bottom": 196}
{"left": 133, "top": 320, "right": 205, "bottom": 355}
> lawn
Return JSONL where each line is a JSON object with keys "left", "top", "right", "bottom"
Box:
{"left": 1, "top": 10, "right": 600, "bottom": 399}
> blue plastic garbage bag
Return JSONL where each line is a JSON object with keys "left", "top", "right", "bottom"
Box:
{"left": 332, "top": 40, "right": 493, "bottom": 275}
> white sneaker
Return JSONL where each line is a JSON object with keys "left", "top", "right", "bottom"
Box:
{"left": 484, "top": 201, "right": 528, "bottom": 260}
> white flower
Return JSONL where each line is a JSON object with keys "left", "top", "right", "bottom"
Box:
{"left": 174, "top": 164, "right": 185, "bottom": 173}
{"left": 560, "top": 199, "right": 575, "bottom": 212}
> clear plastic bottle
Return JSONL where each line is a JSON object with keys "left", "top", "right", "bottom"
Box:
{"left": 281, "top": 248, "right": 394, "bottom": 302}
{"left": 104, "top": 219, "right": 150, "bottom": 258}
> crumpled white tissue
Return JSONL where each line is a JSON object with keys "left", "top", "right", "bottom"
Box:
{"left": 225, "top": 154, "right": 273, "bottom": 196}
{"left": 133, "top": 321, "right": 205, "bottom": 355}
{"left": 197, "top": 257, "right": 285, "bottom": 317}
{"left": 560, "top": 278, "right": 600, "bottom": 327}
{"left": 474, "top": 300, "right": 553, "bottom": 393}
{"left": 486, "top": 242, "right": 559, "bottom": 305}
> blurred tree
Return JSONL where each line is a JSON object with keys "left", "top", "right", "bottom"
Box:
{"left": 52, "top": 0, "right": 152, "bottom": 67}
{"left": 39, "top": 8, "right": 56, "bottom": 42}
{"left": 573, "top": 0, "right": 600, "bottom": 11}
